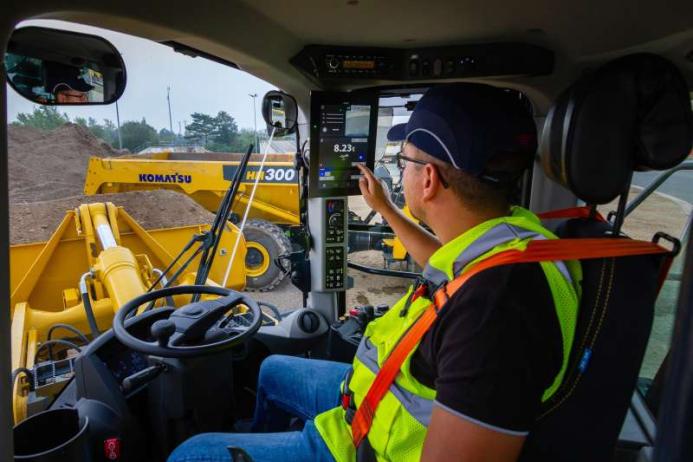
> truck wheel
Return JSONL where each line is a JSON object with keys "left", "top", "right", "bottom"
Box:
{"left": 242, "top": 220, "right": 292, "bottom": 291}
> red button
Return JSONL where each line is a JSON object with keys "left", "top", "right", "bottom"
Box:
{"left": 104, "top": 437, "right": 121, "bottom": 460}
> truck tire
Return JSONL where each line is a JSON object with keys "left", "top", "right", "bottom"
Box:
{"left": 242, "top": 220, "right": 292, "bottom": 292}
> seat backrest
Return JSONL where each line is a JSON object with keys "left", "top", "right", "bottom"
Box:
{"left": 521, "top": 53, "right": 693, "bottom": 462}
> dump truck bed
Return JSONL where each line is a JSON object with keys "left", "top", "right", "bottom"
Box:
{"left": 84, "top": 151, "right": 300, "bottom": 225}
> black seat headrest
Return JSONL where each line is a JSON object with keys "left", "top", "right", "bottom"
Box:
{"left": 541, "top": 53, "right": 693, "bottom": 204}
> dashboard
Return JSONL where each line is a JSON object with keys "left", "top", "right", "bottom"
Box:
{"left": 101, "top": 348, "right": 149, "bottom": 383}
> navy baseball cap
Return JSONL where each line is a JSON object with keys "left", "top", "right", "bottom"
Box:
{"left": 388, "top": 83, "right": 537, "bottom": 182}
{"left": 44, "top": 61, "right": 94, "bottom": 94}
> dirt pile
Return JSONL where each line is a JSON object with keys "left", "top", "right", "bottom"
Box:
{"left": 8, "top": 124, "right": 218, "bottom": 244}
{"left": 10, "top": 190, "right": 216, "bottom": 244}
{"left": 8, "top": 123, "right": 121, "bottom": 202}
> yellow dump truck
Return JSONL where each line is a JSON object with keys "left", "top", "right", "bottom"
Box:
{"left": 84, "top": 152, "right": 299, "bottom": 290}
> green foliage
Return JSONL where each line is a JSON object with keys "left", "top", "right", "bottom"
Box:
{"left": 229, "top": 128, "right": 260, "bottom": 153}
{"left": 13, "top": 108, "right": 122, "bottom": 147}
{"left": 212, "top": 111, "right": 239, "bottom": 146}
{"left": 185, "top": 112, "right": 217, "bottom": 145}
{"left": 119, "top": 118, "right": 159, "bottom": 151}
{"left": 13, "top": 106, "right": 70, "bottom": 130}
{"left": 185, "top": 111, "right": 241, "bottom": 151}
{"left": 13, "top": 107, "right": 264, "bottom": 154}
{"left": 74, "top": 116, "right": 119, "bottom": 147}
{"left": 158, "top": 128, "right": 177, "bottom": 144}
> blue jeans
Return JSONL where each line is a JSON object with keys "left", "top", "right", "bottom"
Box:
{"left": 167, "top": 355, "right": 351, "bottom": 462}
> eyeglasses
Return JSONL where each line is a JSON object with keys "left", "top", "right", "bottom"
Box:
{"left": 395, "top": 151, "right": 449, "bottom": 188}
{"left": 395, "top": 151, "right": 428, "bottom": 170}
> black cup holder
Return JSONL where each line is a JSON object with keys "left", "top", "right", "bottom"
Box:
{"left": 14, "top": 408, "right": 90, "bottom": 461}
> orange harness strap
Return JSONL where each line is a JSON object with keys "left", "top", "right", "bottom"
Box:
{"left": 350, "top": 237, "right": 671, "bottom": 448}
{"left": 537, "top": 206, "right": 607, "bottom": 222}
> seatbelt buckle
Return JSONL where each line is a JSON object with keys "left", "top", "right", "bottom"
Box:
{"left": 432, "top": 282, "right": 449, "bottom": 312}
{"left": 343, "top": 390, "right": 357, "bottom": 424}
{"left": 341, "top": 368, "right": 357, "bottom": 424}
{"left": 410, "top": 282, "right": 428, "bottom": 303}
{"left": 341, "top": 392, "right": 352, "bottom": 410}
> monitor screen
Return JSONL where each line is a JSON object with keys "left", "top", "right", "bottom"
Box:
{"left": 309, "top": 92, "right": 378, "bottom": 197}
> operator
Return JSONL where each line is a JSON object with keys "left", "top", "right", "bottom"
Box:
{"left": 168, "top": 83, "right": 581, "bottom": 462}
{"left": 44, "top": 61, "right": 93, "bottom": 103}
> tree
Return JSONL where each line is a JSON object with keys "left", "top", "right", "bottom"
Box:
{"left": 185, "top": 111, "right": 240, "bottom": 151}
{"left": 212, "top": 111, "right": 239, "bottom": 146}
{"left": 185, "top": 112, "right": 217, "bottom": 146}
{"left": 229, "top": 128, "right": 260, "bottom": 152}
{"left": 158, "top": 128, "right": 177, "bottom": 144}
{"left": 74, "top": 116, "right": 119, "bottom": 147}
{"left": 103, "top": 119, "right": 121, "bottom": 149}
{"left": 13, "top": 106, "right": 70, "bottom": 130}
{"left": 119, "top": 118, "right": 159, "bottom": 152}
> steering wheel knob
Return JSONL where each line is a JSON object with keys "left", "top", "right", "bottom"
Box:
{"left": 113, "top": 285, "right": 263, "bottom": 358}
{"left": 151, "top": 319, "right": 176, "bottom": 346}
{"left": 180, "top": 305, "right": 204, "bottom": 316}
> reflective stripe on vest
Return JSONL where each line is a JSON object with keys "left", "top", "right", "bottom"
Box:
{"left": 314, "top": 207, "right": 581, "bottom": 462}
{"left": 424, "top": 221, "right": 573, "bottom": 286}
{"left": 355, "top": 337, "right": 433, "bottom": 427}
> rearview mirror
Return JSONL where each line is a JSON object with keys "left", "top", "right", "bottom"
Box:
{"left": 261, "top": 90, "right": 298, "bottom": 136}
{"left": 4, "top": 26, "right": 126, "bottom": 105}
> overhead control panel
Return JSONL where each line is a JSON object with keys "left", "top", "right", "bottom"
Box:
{"left": 291, "top": 43, "right": 553, "bottom": 85}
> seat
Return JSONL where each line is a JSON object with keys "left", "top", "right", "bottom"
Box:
{"left": 520, "top": 53, "right": 693, "bottom": 461}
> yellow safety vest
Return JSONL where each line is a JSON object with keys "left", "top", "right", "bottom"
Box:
{"left": 315, "top": 207, "right": 582, "bottom": 462}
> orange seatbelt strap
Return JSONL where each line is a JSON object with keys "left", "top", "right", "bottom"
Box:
{"left": 538, "top": 206, "right": 607, "bottom": 222}
{"left": 350, "top": 237, "right": 672, "bottom": 448}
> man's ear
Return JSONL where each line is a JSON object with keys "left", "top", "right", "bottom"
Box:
{"left": 421, "top": 164, "right": 443, "bottom": 201}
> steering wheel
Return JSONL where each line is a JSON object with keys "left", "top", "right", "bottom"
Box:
{"left": 113, "top": 285, "right": 262, "bottom": 358}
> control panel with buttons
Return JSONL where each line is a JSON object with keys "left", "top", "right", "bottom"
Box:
{"left": 309, "top": 197, "right": 349, "bottom": 292}
{"left": 325, "top": 247, "right": 345, "bottom": 289}
{"left": 324, "top": 199, "right": 346, "bottom": 289}
{"left": 291, "top": 43, "right": 553, "bottom": 83}
{"left": 326, "top": 199, "right": 345, "bottom": 244}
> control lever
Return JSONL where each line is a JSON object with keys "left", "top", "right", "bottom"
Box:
{"left": 375, "top": 304, "right": 389, "bottom": 317}
{"left": 348, "top": 305, "right": 378, "bottom": 327}
{"left": 122, "top": 363, "right": 166, "bottom": 394}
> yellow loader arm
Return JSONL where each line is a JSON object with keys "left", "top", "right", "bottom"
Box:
{"left": 84, "top": 153, "right": 300, "bottom": 225}
{"left": 10, "top": 202, "right": 246, "bottom": 423}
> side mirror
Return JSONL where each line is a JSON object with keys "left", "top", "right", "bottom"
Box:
{"left": 4, "top": 26, "right": 126, "bottom": 105}
{"left": 261, "top": 90, "right": 298, "bottom": 136}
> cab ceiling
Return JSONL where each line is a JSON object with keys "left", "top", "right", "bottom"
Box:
{"left": 5, "top": 0, "right": 693, "bottom": 112}
{"left": 240, "top": 0, "right": 691, "bottom": 57}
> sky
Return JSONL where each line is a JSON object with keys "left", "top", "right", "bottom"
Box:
{"left": 6, "top": 19, "right": 277, "bottom": 133}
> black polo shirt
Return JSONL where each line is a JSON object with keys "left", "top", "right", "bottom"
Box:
{"left": 410, "top": 262, "right": 563, "bottom": 435}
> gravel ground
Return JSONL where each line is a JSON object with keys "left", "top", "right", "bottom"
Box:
{"left": 244, "top": 249, "right": 411, "bottom": 313}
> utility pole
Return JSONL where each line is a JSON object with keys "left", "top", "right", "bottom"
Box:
{"left": 115, "top": 100, "right": 123, "bottom": 150}
{"left": 167, "top": 86, "right": 174, "bottom": 134}
{"left": 249, "top": 93, "right": 258, "bottom": 152}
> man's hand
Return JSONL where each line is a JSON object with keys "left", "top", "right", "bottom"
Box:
{"left": 357, "top": 164, "right": 395, "bottom": 215}
{"left": 356, "top": 163, "right": 440, "bottom": 267}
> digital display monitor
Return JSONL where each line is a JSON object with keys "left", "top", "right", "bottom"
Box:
{"left": 309, "top": 91, "right": 378, "bottom": 197}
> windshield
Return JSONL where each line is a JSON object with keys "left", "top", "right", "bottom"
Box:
{"left": 374, "top": 93, "right": 423, "bottom": 182}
